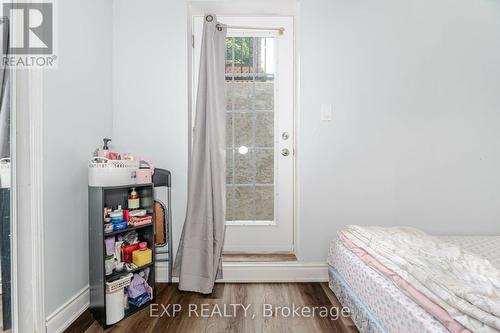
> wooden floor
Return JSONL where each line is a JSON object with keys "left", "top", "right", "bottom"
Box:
{"left": 66, "top": 283, "right": 359, "bottom": 333}
{"left": 222, "top": 253, "right": 297, "bottom": 262}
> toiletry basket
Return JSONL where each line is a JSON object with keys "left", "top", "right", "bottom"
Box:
{"left": 105, "top": 273, "right": 133, "bottom": 293}
{"left": 88, "top": 157, "right": 140, "bottom": 187}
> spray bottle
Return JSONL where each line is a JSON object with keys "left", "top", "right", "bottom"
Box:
{"left": 96, "top": 138, "right": 112, "bottom": 158}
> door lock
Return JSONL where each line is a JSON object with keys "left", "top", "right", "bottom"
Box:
{"left": 282, "top": 132, "right": 289, "bottom": 140}
{"left": 281, "top": 148, "right": 290, "bottom": 156}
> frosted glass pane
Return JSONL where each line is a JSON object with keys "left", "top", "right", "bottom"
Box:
{"left": 225, "top": 36, "right": 275, "bottom": 222}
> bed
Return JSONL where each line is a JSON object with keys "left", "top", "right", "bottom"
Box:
{"left": 327, "top": 226, "right": 500, "bottom": 333}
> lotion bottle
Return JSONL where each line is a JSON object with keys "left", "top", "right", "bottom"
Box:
{"left": 128, "top": 188, "right": 140, "bottom": 209}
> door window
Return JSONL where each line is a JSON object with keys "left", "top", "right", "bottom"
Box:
{"left": 225, "top": 37, "right": 275, "bottom": 223}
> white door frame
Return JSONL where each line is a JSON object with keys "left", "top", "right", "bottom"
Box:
{"left": 2, "top": 4, "right": 46, "bottom": 330}
{"left": 14, "top": 65, "right": 45, "bottom": 333}
{"left": 9, "top": 1, "right": 46, "bottom": 330}
{"left": 4, "top": 1, "right": 47, "bottom": 330}
{"left": 8, "top": 36, "right": 18, "bottom": 333}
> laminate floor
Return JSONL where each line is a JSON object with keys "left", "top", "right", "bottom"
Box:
{"left": 67, "top": 283, "right": 359, "bottom": 333}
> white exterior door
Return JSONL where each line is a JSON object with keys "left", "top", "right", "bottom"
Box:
{"left": 192, "top": 16, "right": 294, "bottom": 252}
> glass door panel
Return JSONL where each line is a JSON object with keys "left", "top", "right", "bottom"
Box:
{"left": 225, "top": 37, "right": 275, "bottom": 223}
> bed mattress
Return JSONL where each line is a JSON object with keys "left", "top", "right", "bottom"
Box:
{"left": 328, "top": 265, "right": 387, "bottom": 333}
{"left": 328, "top": 240, "right": 449, "bottom": 333}
{"left": 439, "top": 236, "right": 500, "bottom": 269}
{"left": 327, "top": 235, "right": 500, "bottom": 333}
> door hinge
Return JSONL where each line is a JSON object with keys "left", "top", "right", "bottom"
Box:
{"left": 192, "top": 34, "right": 195, "bottom": 48}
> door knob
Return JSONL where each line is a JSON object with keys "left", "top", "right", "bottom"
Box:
{"left": 281, "top": 148, "right": 290, "bottom": 156}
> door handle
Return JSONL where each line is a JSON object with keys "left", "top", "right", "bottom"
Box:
{"left": 281, "top": 148, "right": 290, "bottom": 157}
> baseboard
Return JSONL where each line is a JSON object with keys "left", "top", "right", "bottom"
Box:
{"left": 158, "top": 261, "right": 328, "bottom": 283}
{"left": 45, "top": 285, "right": 89, "bottom": 333}
{"left": 219, "top": 261, "right": 329, "bottom": 282}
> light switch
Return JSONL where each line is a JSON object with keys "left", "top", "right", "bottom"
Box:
{"left": 321, "top": 104, "right": 333, "bottom": 121}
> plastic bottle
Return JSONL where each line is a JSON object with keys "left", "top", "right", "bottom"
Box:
{"left": 132, "top": 242, "right": 152, "bottom": 266}
{"left": 96, "top": 138, "right": 111, "bottom": 158}
{"left": 128, "top": 188, "right": 140, "bottom": 209}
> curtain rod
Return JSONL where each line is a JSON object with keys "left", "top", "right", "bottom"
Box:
{"left": 217, "top": 24, "right": 284, "bottom": 35}
{"left": 205, "top": 15, "right": 284, "bottom": 35}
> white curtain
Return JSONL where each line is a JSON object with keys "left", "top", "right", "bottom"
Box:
{"left": 173, "top": 15, "right": 227, "bottom": 294}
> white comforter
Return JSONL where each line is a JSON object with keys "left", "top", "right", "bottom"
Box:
{"left": 340, "top": 225, "right": 500, "bottom": 333}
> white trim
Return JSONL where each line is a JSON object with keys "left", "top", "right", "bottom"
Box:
{"left": 225, "top": 220, "right": 276, "bottom": 226}
{"left": 160, "top": 262, "right": 328, "bottom": 283}
{"left": 219, "top": 262, "right": 328, "bottom": 282}
{"left": 194, "top": 16, "right": 296, "bottom": 252}
{"left": 292, "top": 14, "right": 301, "bottom": 261}
{"left": 188, "top": 1, "right": 299, "bottom": 17}
{"left": 14, "top": 58, "right": 45, "bottom": 333}
{"left": 11, "top": 4, "right": 48, "bottom": 332}
{"left": 10, "top": 23, "right": 19, "bottom": 333}
{"left": 29, "top": 68, "right": 45, "bottom": 333}
{"left": 45, "top": 286, "right": 89, "bottom": 333}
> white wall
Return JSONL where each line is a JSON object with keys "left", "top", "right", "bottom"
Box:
{"left": 112, "top": 0, "right": 189, "bottom": 267}
{"left": 41, "top": 0, "right": 188, "bottom": 321}
{"left": 298, "top": 0, "right": 500, "bottom": 261}
{"left": 43, "top": 0, "right": 113, "bottom": 315}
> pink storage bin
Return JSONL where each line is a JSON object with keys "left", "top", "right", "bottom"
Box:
{"left": 136, "top": 159, "right": 154, "bottom": 184}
